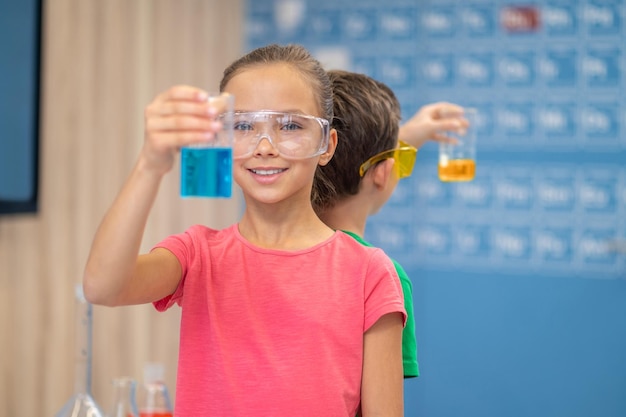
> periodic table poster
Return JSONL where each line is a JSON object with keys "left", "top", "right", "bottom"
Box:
{"left": 245, "top": 1, "right": 626, "bottom": 416}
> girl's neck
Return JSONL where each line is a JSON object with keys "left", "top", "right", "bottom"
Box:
{"left": 238, "top": 202, "right": 334, "bottom": 250}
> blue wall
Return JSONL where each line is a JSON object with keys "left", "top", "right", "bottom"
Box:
{"left": 246, "top": 1, "right": 626, "bottom": 415}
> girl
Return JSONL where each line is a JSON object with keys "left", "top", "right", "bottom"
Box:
{"left": 83, "top": 44, "right": 405, "bottom": 416}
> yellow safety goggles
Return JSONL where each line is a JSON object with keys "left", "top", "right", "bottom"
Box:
{"left": 359, "top": 140, "right": 417, "bottom": 179}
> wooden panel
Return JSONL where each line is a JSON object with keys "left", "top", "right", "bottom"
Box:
{"left": 0, "top": 0, "right": 244, "bottom": 414}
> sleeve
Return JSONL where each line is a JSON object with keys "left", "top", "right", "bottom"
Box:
{"left": 393, "top": 259, "right": 420, "bottom": 378}
{"left": 363, "top": 248, "right": 407, "bottom": 332}
{"left": 150, "top": 229, "right": 196, "bottom": 312}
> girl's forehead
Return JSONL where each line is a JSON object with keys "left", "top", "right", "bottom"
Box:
{"left": 224, "top": 64, "right": 321, "bottom": 115}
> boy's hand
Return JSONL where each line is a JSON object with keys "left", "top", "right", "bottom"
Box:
{"left": 399, "top": 102, "right": 470, "bottom": 149}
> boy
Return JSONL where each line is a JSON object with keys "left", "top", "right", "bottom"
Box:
{"left": 314, "top": 70, "right": 468, "bottom": 377}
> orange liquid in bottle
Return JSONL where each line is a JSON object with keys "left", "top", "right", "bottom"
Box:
{"left": 139, "top": 412, "right": 173, "bottom": 417}
{"left": 438, "top": 159, "right": 476, "bottom": 182}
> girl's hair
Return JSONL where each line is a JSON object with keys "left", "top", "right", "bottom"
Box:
{"left": 312, "top": 70, "right": 401, "bottom": 213}
{"left": 220, "top": 44, "right": 333, "bottom": 121}
{"left": 220, "top": 44, "right": 337, "bottom": 204}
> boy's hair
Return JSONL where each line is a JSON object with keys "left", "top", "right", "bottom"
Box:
{"left": 220, "top": 43, "right": 336, "bottom": 204}
{"left": 313, "top": 70, "right": 401, "bottom": 212}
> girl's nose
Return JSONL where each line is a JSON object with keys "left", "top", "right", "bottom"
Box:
{"left": 253, "top": 134, "right": 279, "bottom": 156}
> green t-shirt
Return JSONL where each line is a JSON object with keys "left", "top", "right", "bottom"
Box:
{"left": 342, "top": 230, "right": 419, "bottom": 378}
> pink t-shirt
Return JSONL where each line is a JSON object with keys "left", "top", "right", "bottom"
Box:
{"left": 154, "top": 224, "right": 406, "bottom": 416}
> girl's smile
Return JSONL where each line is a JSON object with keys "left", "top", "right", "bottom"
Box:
{"left": 250, "top": 168, "right": 287, "bottom": 176}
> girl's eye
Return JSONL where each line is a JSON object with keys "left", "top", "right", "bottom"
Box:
{"left": 234, "top": 122, "right": 253, "bottom": 131}
{"left": 281, "top": 122, "right": 302, "bottom": 131}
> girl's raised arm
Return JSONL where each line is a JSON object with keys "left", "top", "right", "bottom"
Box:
{"left": 83, "top": 85, "right": 222, "bottom": 306}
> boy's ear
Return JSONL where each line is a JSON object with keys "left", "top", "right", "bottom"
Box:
{"left": 370, "top": 158, "right": 395, "bottom": 189}
{"left": 318, "top": 128, "right": 338, "bottom": 166}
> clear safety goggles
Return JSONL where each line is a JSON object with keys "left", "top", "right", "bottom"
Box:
{"left": 231, "top": 111, "right": 330, "bottom": 159}
{"left": 359, "top": 140, "right": 417, "bottom": 179}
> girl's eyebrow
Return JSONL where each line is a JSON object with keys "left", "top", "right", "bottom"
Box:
{"left": 280, "top": 109, "right": 309, "bottom": 114}
{"left": 234, "top": 109, "right": 311, "bottom": 115}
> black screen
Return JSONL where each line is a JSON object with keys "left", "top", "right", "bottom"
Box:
{"left": 0, "top": 0, "right": 42, "bottom": 214}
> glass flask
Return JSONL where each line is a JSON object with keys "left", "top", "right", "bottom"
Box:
{"left": 108, "top": 377, "right": 139, "bottom": 417}
{"left": 55, "top": 284, "right": 105, "bottom": 417}
{"left": 137, "top": 363, "right": 173, "bottom": 417}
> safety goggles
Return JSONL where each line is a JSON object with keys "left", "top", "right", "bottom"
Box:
{"left": 231, "top": 111, "right": 330, "bottom": 159}
{"left": 358, "top": 140, "right": 417, "bottom": 179}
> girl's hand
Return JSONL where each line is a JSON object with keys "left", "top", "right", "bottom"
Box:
{"left": 399, "top": 102, "right": 470, "bottom": 149}
{"left": 141, "top": 85, "right": 224, "bottom": 175}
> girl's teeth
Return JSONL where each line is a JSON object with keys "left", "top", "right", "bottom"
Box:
{"left": 252, "top": 169, "right": 284, "bottom": 176}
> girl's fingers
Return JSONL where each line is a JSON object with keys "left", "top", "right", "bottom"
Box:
{"left": 146, "top": 113, "right": 223, "bottom": 150}
{"left": 150, "top": 131, "right": 222, "bottom": 149}
{"left": 147, "top": 101, "right": 217, "bottom": 118}
{"left": 142, "top": 86, "right": 233, "bottom": 158}
{"left": 153, "top": 85, "right": 208, "bottom": 103}
{"left": 146, "top": 115, "right": 222, "bottom": 133}
{"left": 147, "top": 90, "right": 227, "bottom": 120}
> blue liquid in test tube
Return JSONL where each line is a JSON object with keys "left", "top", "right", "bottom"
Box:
{"left": 180, "top": 147, "right": 233, "bottom": 198}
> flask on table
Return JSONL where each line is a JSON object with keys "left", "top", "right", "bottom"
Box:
{"left": 137, "top": 363, "right": 173, "bottom": 417}
{"left": 108, "top": 377, "right": 139, "bottom": 417}
{"left": 54, "top": 284, "right": 105, "bottom": 417}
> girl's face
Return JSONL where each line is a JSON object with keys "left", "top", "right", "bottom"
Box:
{"left": 223, "top": 63, "right": 335, "bottom": 205}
